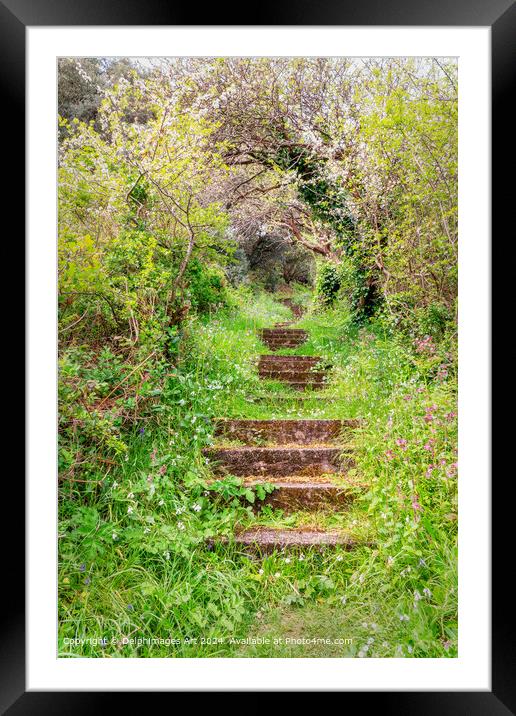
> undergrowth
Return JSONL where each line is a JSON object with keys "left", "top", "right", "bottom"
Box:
{"left": 58, "top": 285, "right": 457, "bottom": 658}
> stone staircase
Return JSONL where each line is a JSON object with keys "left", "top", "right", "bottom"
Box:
{"left": 205, "top": 297, "right": 364, "bottom": 552}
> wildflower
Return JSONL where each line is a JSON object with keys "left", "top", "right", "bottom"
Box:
{"left": 192, "top": 504, "right": 201, "bottom": 512}
{"left": 164, "top": 551, "right": 170, "bottom": 560}
{"left": 143, "top": 527, "right": 150, "bottom": 534}
{"left": 158, "top": 499, "right": 164, "bottom": 506}
{"left": 127, "top": 506, "right": 133, "bottom": 514}
{"left": 112, "top": 481, "right": 119, "bottom": 489}
{"left": 385, "top": 449, "right": 395, "bottom": 460}
{"left": 274, "top": 572, "right": 280, "bottom": 578}
{"left": 175, "top": 507, "right": 185, "bottom": 515}
{"left": 370, "top": 623, "right": 378, "bottom": 631}
{"left": 298, "top": 555, "right": 305, "bottom": 561}
{"left": 419, "top": 558, "right": 427, "bottom": 567}
{"left": 127, "top": 604, "right": 134, "bottom": 611}
{"left": 336, "top": 555, "right": 343, "bottom": 562}
{"left": 426, "top": 465, "right": 435, "bottom": 477}
{"left": 387, "top": 556, "right": 394, "bottom": 567}
{"left": 341, "top": 596, "right": 347, "bottom": 605}
{"left": 396, "top": 438, "right": 408, "bottom": 450}
{"left": 112, "top": 532, "right": 118, "bottom": 540}
{"left": 127, "top": 492, "right": 134, "bottom": 499}
{"left": 79, "top": 563, "right": 86, "bottom": 572}
{"left": 177, "top": 522, "right": 185, "bottom": 531}
{"left": 414, "top": 590, "right": 422, "bottom": 602}
{"left": 358, "top": 650, "right": 366, "bottom": 658}
{"left": 411, "top": 499, "right": 422, "bottom": 511}
{"left": 139, "top": 427, "right": 145, "bottom": 435}
{"left": 284, "top": 557, "right": 291, "bottom": 564}
{"left": 423, "top": 587, "right": 432, "bottom": 598}
{"left": 407, "top": 645, "right": 413, "bottom": 654}
{"left": 362, "top": 622, "right": 368, "bottom": 628}
{"left": 399, "top": 614, "right": 409, "bottom": 622}
{"left": 84, "top": 577, "right": 91, "bottom": 586}
{"left": 367, "top": 637, "right": 374, "bottom": 645}
{"left": 258, "top": 568, "right": 264, "bottom": 575}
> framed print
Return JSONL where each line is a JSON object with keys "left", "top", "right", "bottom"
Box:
{"left": 4, "top": 0, "right": 513, "bottom": 709}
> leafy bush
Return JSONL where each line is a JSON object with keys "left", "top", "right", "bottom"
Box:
{"left": 315, "top": 261, "right": 341, "bottom": 305}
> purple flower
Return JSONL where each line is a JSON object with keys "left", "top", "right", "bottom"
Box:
{"left": 79, "top": 563, "right": 86, "bottom": 572}
{"left": 127, "top": 604, "right": 134, "bottom": 611}
{"left": 139, "top": 427, "right": 145, "bottom": 435}
{"left": 84, "top": 577, "right": 91, "bottom": 586}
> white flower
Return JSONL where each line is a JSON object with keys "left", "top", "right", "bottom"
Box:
{"left": 175, "top": 507, "right": 185, "bottom": 515}
{"left": 414, "top": 590, "right": 422, "bottom": 602}
{"left": 127, "top": 506, "right": 133, "bottom": 514}
{"left": 177, "top": 522, "right": 185, "bottom": 531}
{"left": 370, "top": 623, "right": 378, "bottom": 631}
{"left": 192, "top": 504, "right": 201, "bottom": 512}
{"left": 399, "top": 614, "right": 409, "bottom": 622}
{"left": 112, "top": 532, "right": 118, "bottom": 540}
{"left": 387, "top": 556, "right": 394, "bottom": 566}
{"left": 127, "top": 492, "right": 134, "bottom": 499}
{"left": 143, "top": 527, "right": 150, "bottom": 534}
{"left": 164, "top": 551, "right": 170, "bottom": 560}
{"left": 407, "top": 645, "right": 413, "bottom": 654}
{"left": 341, "top": 596, "right": 347, "bottom": 605}
{"left": 284, "top": 557, "right": 291, "bottom": 564}
{"left": 336, "top": 555, "right": 343, "bottom": 562}
{"left": 362, "top": 622, "right": 368, "bottom": 628}
{"left": 298, "top": 555, "right": 305, "bottom": 561}
{"left": 358, "top": 651, "right": 366, "bottom": 658}
{"left": 158, "top": 499, "right": 164, "bottom": 506}
{"left": 274, "top": 572, "right": 280, "bottom": 578}
{"left": 112, "top": 481, "right": 119, "bottom": 489}
{"left": 258, "top": 569, "right": 264, "bottom": 575}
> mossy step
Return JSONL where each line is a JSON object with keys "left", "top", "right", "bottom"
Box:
{"left": 260, "top": 328, "right": 307, "bottom": 336}
{"left": 258, "top": 354, "right": 322, "bottom": 365}
{"left": 230, "top": 527, "right": 359, "bottom": 552}
{"left": 243, "top": 480, "right": 357, "bottom": 512}
{"left": 214, "top": 418, "right": 353, "bottom": 445}
{"left": 204, "top": 445, "right": 353, "bottom": 477}
{"left": 259, "top": 368, "right": 326, "bottom": 381}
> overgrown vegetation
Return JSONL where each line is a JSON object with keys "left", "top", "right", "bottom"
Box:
{"left": 58, "top": 57, "right": 458, "bottom": 658}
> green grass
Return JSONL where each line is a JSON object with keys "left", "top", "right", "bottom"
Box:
{"left": 58, "top": 286, "right": 457, "bottom": 658}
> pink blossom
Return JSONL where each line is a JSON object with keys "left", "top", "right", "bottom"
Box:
{"left": 396, "top": 438, "right": 408, "bottom": 450}
{"left": 385, "top": 449, "right": 395, "bottom": 460}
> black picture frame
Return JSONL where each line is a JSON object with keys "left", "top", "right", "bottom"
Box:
{"left": 6, "top": 0, "right": 514, "bottom": 710}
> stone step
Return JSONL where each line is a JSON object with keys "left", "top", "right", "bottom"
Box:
{"left": 281, "top": 381, "right": 325, "bottom": 390}
{"left": 262, "top": 341, "right": 308, "bottom": 350}
{"left": 258, "top": 355, "right": 322, "bottom": 366}
{"left": 243, "top": 479, "right": 356, "bottom": 512}
{"left": 230, "top": 527, "right": 358, "bottom": 552}
{"left": 214, "top": 418, "right": 350, "bottom": 444}
{"left": 260, "top": 328, "right": 307, "bottom": 336}
{"left": 259, "top": 368, "right": 326, "bottom": 382}
{"left": 205, "top": 446, "right": 353, "bottom": 476}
